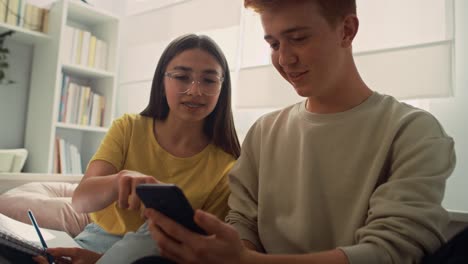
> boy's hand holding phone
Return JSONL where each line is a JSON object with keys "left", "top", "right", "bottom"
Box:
{"left": 144, "top": 208, "right": 248, "bottom": 264}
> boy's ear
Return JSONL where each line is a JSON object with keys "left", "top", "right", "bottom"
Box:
{"left": 341, "top": 14, "right": 359, "bottom": 48}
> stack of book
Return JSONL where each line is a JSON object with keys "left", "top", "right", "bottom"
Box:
{"left": 62, "top": 25, "right": 108, "bottom": 70}
{"left": 53, "top": 137, "right": 82, "bottom": 174}
{"left": 1, "top": 0, "right": 49, "bottom": 33}
{"left": 58, "top": 74, "right": 106, "bottom": 127}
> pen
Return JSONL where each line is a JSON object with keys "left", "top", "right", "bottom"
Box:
{"left": 27, "top": 209, "right": 55, "bottom": 264}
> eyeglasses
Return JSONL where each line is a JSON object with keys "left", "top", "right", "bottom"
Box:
{"left": 164, "top": 71, "right": 224, "bottom": 96}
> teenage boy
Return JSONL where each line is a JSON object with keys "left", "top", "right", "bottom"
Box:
{"left": 144, "top": 1, "right": 456, "bottom": 263}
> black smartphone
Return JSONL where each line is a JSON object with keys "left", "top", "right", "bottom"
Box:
{"left": 136, "top": 183, "right": 206, "bottom": 235}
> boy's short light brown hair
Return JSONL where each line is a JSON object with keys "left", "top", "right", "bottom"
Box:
{"left": 244, "top": 0, "right": 356, "bottom": 26}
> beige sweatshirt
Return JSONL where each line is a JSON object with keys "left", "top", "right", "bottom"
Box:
{"left": 226, "top": 92, "right": 456, "bottom": 264}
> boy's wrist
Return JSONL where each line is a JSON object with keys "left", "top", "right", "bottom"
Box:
{"left": 242, "top": 239, "right": 258, "bottom": 251}
{"left": 239, "top": 247, "right": 259, "bottom": 264}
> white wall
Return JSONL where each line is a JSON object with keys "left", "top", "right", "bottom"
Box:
{"left": 433, "top": 0, "right": 468, "bottom": 213}
{"left": 0, "top": 42, "right": 32, "bottom": 149}
{"left": 117, "top": 0, "right": 242, "bottom": 117}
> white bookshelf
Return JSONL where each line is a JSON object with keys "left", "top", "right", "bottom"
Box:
{"left": 24, "top": 0, "right": 120, "bottom": 173}
{"left": 62, "top": 63, "right": 114, "bottom": 78}
{"left": 0, "top": 23, "right": 50, "bottom": 45}
{"left": 56, "top": 122, "right": 108, "bottom": 133}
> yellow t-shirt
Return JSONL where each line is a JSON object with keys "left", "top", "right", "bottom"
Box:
{"left": 89, "top": 114, "right": 235, "bottom": 235}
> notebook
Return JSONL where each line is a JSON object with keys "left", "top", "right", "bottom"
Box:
{"left": 0, "top": 213, "right": 80, "bottom": 263}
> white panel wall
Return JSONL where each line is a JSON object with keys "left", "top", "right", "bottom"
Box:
{"left": 354, "top": 41, "right": 453, "bottom": 99}
{"left": 125, "top": 0, "right": 188, "bottom": 16}
{"left": 118, "top": 0, "right": 242, "bottom": 117}
{"left": 240, "top": 0, "right": 451, "bottom": 67}
{"left": 433, "top": 0, "right": 468, "bottom": 213}
{"left": 236, "top": 65, "right": 300, "bottom": 108}
{"left": 354, "top": 0, "right": 448, "bottom": 51}
{"left": 122, "top": 0, "right": 241, "bottom": 46}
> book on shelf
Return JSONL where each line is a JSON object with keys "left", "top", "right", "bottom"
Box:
{"left": 58, "top": 74, "right": 105, "bottom": 127}
{"left": 62, "top": 25, "right": 75, "bottom": 63}
{"left": 72, "top": 83, "right": 81, "bottom": 124}
{"left": 58, "top": 73, "right": 69, "bottom": 123}
{"left": 87, "top": 35, "right": 97, "bottom": 67}
{"left": 53, "top": 137, "right": 60, "bottom": 173}
{"left": 0, "top": 213, "right": 78, "bottom": 263}
{"left": 56, "top": 137, "right": 67, "bottom": 174}
{"left": 77, "top": 85, "right": 88, "bottom": 125}
{"left": 17, "top": 0, "right": 27, "bottom": 27}
{"left": 95, "top": 38, "right": 108, "bottom": 70}
{"left": 3, "top": 0, "right": 48, "bottom": 32}
{"left": 80, "top": 30, "right": 91, "bottom": 66}
{"left": 22, "top": 3, "right": 46, "bottom": 32}
{"left": 5, "top": 0, "right": 20, "bottom": 26}
{"left": 75, "top": 29, "right": 84, "bottom": 65}
{"left": 63, "top": 25, "right": 109, "bottom": 70}
{"left": 21, "top": 3, "right": 33, "bottom": 27}
{"left": 0, "top": 0, "right": 6, "bottom": 23}
{"left": 41, "top": 8, "right": 48, "bottom": 33}
{"left": 54, "top": 137, "right": 82, "bottom": 174}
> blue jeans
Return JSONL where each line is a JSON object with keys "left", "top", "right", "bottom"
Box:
{"left": 74, "top": 223, "right": 123, "bottom": 253}
{"left": 96, "top": 222, "right": 160, "bottom": 264}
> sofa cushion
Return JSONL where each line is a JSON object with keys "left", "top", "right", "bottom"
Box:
{"left": 0, "top": 182, "right": 90, "bottom": 237}
{"left": 0, "top": 149, "right": 28, "bottom": 173}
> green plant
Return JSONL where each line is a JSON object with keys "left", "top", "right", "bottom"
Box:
{"left": 0, "top": 30, "right": 14, "bottom": 84}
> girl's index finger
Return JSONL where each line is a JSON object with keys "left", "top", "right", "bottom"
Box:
{"left": 118, "top": 177, "right": 132, "bottom": 209}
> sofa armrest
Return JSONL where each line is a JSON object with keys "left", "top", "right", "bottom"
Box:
{"left": 0, "top": 173, "right": 83, "bottom": 194}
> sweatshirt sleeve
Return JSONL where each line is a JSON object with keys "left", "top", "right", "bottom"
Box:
{"left": 340, "top": 112, "right": 456, "bottom": 264}
{"left": 225, "top": 122, "right": 264, "bottom": 252}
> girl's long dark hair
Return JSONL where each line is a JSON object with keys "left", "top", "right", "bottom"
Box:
{"left": 140, "top": 34, "right": 240, "bottom": 158}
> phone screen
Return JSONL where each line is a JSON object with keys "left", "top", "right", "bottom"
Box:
{"left": 136, "top": 183, "right": 206, "bottom": 235}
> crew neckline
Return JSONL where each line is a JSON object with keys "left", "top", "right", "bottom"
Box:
{"left": 149, "top": 118, "right": 212, "bottom": 161}
{"left": 298, "top": 91, "right": 382, "bottom": 122}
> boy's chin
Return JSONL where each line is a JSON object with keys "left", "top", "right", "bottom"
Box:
{"left": 293, "top": 85, "right": 313, "bottom": 98}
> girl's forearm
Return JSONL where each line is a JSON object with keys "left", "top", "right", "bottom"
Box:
{"left": 72, "top": 173, "right": 120, "bottom": 213}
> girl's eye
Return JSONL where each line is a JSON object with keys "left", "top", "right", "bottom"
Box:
{"left": 203, "top": 78, "right": 217, "bottom": 84}
{"left": 174, "top": 75, "right": 190, "bottom": 81}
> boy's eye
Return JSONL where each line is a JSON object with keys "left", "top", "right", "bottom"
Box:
{"left": 291, "top": 36, "right": 307, "bottom": 42}
{"left": 269, "top": 42, "right": 279, "bottom": 50}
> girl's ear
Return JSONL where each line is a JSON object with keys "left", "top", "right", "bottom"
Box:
{"left": 341, "top": 14, "right": 359, "bottom": 48}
